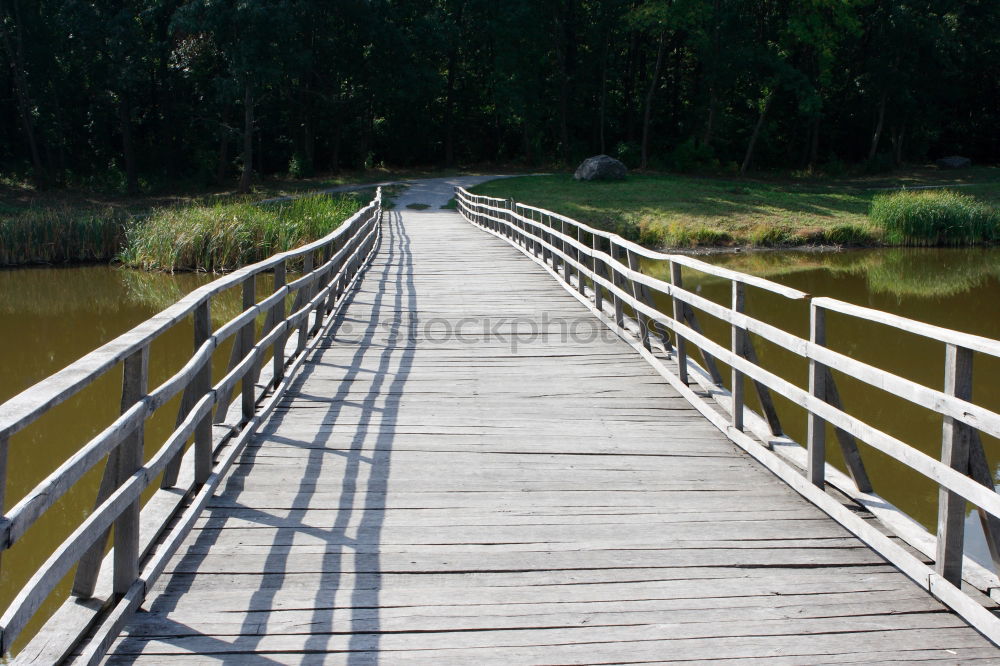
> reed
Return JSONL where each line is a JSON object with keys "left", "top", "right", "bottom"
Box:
{"left": 0, "top": 204, "right": 128, "bottom": 266}
{"left": 119, "top": 192, "right": 366, "bottom": 272}
{"left": 869, "top": 189, "right": 999, "bottom": 246}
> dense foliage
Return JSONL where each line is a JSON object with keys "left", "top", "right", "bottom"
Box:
{"left": 870, "top": 190, "right": 999, "bottom": 245}
{"left": 1, "top": 0, "right": 997, "bottom": 192}
{"left": 118, "top": 192, "right": 366, "bottom": 271}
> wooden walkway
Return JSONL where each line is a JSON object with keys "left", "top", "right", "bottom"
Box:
{"left": 104, "top": 209, "right": 998, "bottom": 663}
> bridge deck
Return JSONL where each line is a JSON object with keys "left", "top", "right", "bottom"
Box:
{"left": 106, "top": 209, "right": 997, "bottom": 663}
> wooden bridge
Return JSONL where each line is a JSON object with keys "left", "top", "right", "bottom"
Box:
{"left": 3, "top": 177, "right": 1000, "bottom": 663}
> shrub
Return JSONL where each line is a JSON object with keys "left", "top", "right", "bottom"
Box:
{"left": 119, "top": 192, "right": 367, "bottom": 272}
{"left": 615, "top": 141, "right": 641, "bottom": 169}
{"left": 0, "top": 204, "right": 127, "bottom": 265}
{"left": 869, "top": 189, "right": 999, "bottom": 245}
{"left": 288, "top": 152, "right": 314, "bottom": 179}
{"left": 748, "top": 224, "right": 796, "bottom": 246}
{"left": 669, "top": 138, "right": 717, "bottom": 173}
{"left": 822, "top": 223, "right": 878, "bottom": 246}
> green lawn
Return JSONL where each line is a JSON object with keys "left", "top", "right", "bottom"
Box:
{"left": 470, "top": 168, "right": 1000, "bottom": 248}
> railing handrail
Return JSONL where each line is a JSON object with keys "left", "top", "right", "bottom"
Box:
{"left": 0, "top": 195, "right": 380, "bottom": 440}
{"left": 455, "top": 184, "right": 1000, "bottom": 643}
{"left": 0, "top": 189, "right": 384, "bottom": 660}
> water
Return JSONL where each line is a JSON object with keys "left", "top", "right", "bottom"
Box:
{"left": 0, "top": 265, "right": 272, "bottom": 652}
{"left": 640, "top": 247, "right": 1000, "bottom": 562}
{"left": 2, "top": 248, "right": 1000, "bottom": 649}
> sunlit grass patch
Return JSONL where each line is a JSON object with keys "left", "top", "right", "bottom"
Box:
{"left": 869, "top": 189, "right": 999, "bottom": 245}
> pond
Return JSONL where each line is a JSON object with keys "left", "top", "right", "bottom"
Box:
{"left": 0, "top": 265, "right": 277, "bottom": 651}
{"left": 2, "top": 247, "right": 1000, "bottom": 649}
{"left": 641, "top": 247, "right": 1000, "bottom": 564}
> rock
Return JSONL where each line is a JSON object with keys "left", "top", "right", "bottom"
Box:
{"left": 574, "top": 155, "right": 628, "bottom": 181}
{"left": 936, "top": 156, "right": 972, "bottom": 169}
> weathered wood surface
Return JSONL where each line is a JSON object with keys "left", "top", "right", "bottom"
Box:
{"left": 103, "top": 209, "right": 996, "bottom": 663}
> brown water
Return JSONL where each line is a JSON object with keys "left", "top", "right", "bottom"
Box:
{"left": 641, "top": 247, "right": 1000, "bottom": 564}
{"left": 0, "top": 265, "right": 279, "bottom": 652}
{"left": 2, "top": 249, "right": 1000, "bottom": 650}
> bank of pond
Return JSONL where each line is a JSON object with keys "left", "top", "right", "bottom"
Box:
{"left": 0, "top": 190, "right": 369, "bottom": 269}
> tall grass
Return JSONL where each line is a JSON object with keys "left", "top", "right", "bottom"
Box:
{"left": 0, "top": 204, "right": 128, "bottom": 266}
{"left": 869, "top": 190, "right": 999, "bottom": 245}
{"left": 119, "top": 192, "right": 367, "bottom": 272}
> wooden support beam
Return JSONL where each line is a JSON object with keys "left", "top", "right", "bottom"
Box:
{"left": 731, "top": 282, "right": 746, "bottom": 431}
{"left": 681, "top": 303, "right": 724, "bottom": 386}
{"left": 807, "top": 302, "right": 827, "bottom": 488}
{"left": 936, "top": 344, "right": 974, "bottom": 586}
{"left": 272, "top": 261, "right": 287, "bottom": 387}
{"left": 969, "top": 430, "right": 1000, "bottom": 575}
{"left": 113, "top": 346, "right": 149, "bottom": 597}
{"left": 241, "top": 276, "right": 256, "bottom": 422}
{"left": 741, "top": 334, "right": 783, "bottom": 436}
{"left": 669, "top": 261, "right": 688, "bottom": 385}
{"left": 823, "top": 370, "right": 873, "bottom": 494}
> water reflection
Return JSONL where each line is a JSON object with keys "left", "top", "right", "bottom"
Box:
{"left": 698, "top": 247, "right": 1000, "bottom": 299}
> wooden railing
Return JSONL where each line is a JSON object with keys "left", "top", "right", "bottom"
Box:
{"left": 456, "top": 186, "right": 1000, "bottom": 643}
{"left": 0, "top": 189, "right": 382, "bottom": 662}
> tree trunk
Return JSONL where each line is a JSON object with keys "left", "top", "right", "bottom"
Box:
{"left": 598, "top": 29, "right": 610, "bottom": 154}
{"left": 119, "top": 93, "right": 139, "bottom": 195}
{"left": 554, "top": 15, "right": 571, "bottom": 163}
{"left": 640, "top": 32, "right": 666, "bottom": 170}
{"left": 702, "top": 90, "right": 717, "bottom": 147}
{"left": 0, "top": 2, "right": 47, "bottom": 186}
{"left": 444, "top": 47, "right": 457, "bottom": 167}
{"left": 808, "top": 116, "right": 820, "bottom": 169}
{"left": 238, "top": 82, "right": 254, "bottom": 193}
{"left": 624, "top": 31, "right": 640, "bottom": 143}
{"left": 868, "top": 91, "right": 887, "bottom": 161}
{"left": 891, "top": 121, "right": 905, "bottom": 165}
{"left": 216, "top": 121, "right": 230, "bottom": 184}
{"left": 740, "top": 91, "right": 772, "bottom": 176}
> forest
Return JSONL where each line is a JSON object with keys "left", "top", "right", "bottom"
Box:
{"left": 1, "top": 0, "right": 997, "bottom": 193}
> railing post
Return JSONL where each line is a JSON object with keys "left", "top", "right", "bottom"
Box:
{"left": 592, "top": 235, "right": 603, "bottom": 312}
{"left": 625, "top": 249, "right": 650, "bottom": 351}
{"left": 114, "top": 345, "right": 149, "bottom": 597}
{"left": 936, "top": 343, "right": 974, "bottom": 586}
{"left": 610, "top": 241, "right": 625, "bottom": 329}
{"left": 296, "top": 253, "right": 314, "bottom": 355}
{"left": 241, "top": 274, "right": 256, "bottom": 421}
{"left": 272, "top": 260, "right": 287, "bottom": 386}
{"left": 0, "top": 432, "right": 8, "bottom": 580}
{"left": 807, "top": 302, "right": 827, "bottom": 487}
{"left": 193, "top": 300, "right": 213, "bottom": 484}
{"left": 731, "top": 282, "right": 746, "bottom": 431}
{"left": 576, "top": 225, "right": 586, "bottom": 296}
{"left": 669, "top": 260, "right": 688, "bottom": 385}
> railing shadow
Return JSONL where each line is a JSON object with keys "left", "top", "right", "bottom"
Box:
{"left": 113, "top": 209, "right": 415, "bottom": 663}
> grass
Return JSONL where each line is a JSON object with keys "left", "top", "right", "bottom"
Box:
{"left": 869, "top": 189, "right": 999, "bottom": 245}
{"left": 470, "top": 167, "right": 1000, "bottom": 249}
{"left": 118, "top": 191, "right": 369, "bottom": 272}
{"left": 0, "top": 204, "right": 129, "bottom": 265}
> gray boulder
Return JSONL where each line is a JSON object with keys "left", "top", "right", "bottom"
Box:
{"left": 574, "top": 155, "right": 628, "bottom": 181}
{"left": 936, "top": 156, "right": 972, "bottom": 169}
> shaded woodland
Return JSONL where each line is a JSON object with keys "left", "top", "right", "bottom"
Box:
{"left": 1, "top": 0, "right": 997, "bottom": 192}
